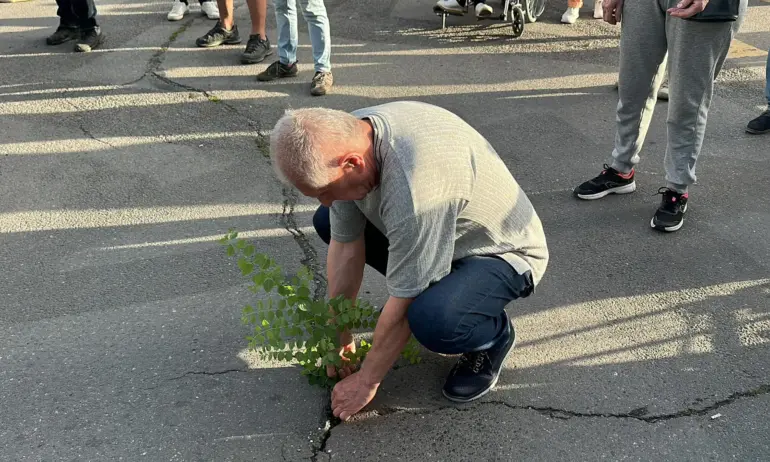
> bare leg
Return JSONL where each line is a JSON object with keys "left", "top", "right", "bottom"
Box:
{"left": 218, "top": 0, "right": 235, "bottom": 29}
{"left": 246, "top": 0, "right": 267, "bottom": 39}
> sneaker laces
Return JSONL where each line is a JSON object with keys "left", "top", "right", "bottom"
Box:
{"left": 655, "top": 187, "right": 684, "bottom": 213}
{"left": 312, "top": 72, "right": 331, "bottom": 85}
{"left": 245, "top": 36, "right": 266, "bottom": 54}
{"left": 454, "top": 351, "right": 491, "bottom": 375}
{"left": 204, "top": 22, "right": 226, "bottom": 39}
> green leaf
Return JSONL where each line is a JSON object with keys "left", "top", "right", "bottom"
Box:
{"left": 236, "top": 239, "right": 247, "bottom": 249}
{"left": 243, "top": 305, "right": 253, "bottom": 315}
{"left": 226, "top": 245, "right": 235, "bottom": 257}
{"left": 261, "top": 319, "right": 269, "bottom": 327}
{"left": 263, "top": 279, "right": 275, "bottom": 292}
{"left": 238, "top": 259, "right": 254, "bottom": 276}
{"left": 297, "top": 286, "right": 310, "bottom": 298}
{"left": 244, "top": 245, "right": 255, "bottom": 256}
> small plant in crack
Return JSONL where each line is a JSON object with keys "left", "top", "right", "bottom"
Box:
{"left": 221, "top": 229, "right": 421, "bottom": 388}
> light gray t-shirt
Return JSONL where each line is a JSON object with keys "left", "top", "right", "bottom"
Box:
{"left": 330, "top": 101, "right": 549, "bottom": 299}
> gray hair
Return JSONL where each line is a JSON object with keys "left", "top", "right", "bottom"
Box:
{"left": 269, "top": 107, "right": 361, "bottom": 188}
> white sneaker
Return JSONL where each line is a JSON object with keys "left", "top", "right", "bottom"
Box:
{"left": 201, "top": 1, "right": 220, "bottom": 19}
{"left": 435, "top": 0, "right": 464, "bottom": 15}
{"left": 593, "top": 0, "right": 603, "bottom": 18}
{"left": 167, "top": 1, "right": 188, "bottom": 21}
{"left": 475, "top": 2, "right": 494, "bottom": 18}
{"left": 561, "top": 6, "right": 579, "bottom": 23}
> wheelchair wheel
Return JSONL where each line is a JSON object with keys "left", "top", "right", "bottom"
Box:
{"left": 521, "top": 0, "right": 545, "bottom": 22}
{"left": 510, "top": 4, "right": 524, "bottom": 37}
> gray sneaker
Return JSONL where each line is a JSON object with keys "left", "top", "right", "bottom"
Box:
{"left": 241, "top": 35, "right": 272, "bottom": 64}
{"left": 310, "top": 71, "right": 333, "bottom": 96}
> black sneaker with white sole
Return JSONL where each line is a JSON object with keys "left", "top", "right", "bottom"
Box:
{"left": 651, "top": 187, "right": 688, "bottom": 232}
{"left": 573, "top": 164, "right": 636, "bottom": 200}
{"left": 442, "top": 317, "right": 516, "bottom": 403}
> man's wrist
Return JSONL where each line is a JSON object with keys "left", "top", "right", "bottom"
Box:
{"left": 359, "top": 358, "right": 383, "bottom": 388}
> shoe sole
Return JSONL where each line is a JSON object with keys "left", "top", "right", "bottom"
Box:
{"left": 746, "top": 127, "right": 770, "bottom": 135}
{"left": 651, "top": 203, "right": 688, "bottom": 232}
{"left": 441, "top": 326, "right": 517, "bottom": 404}
{"left": 257, "top": 73, "right": 297, "bottom": 82}
{"left": 197, "top": 38, "right": 242, "bottom": 48}
{"left": 575, "top": 181, "right": 636, "bottom": 200}
{"left": 241, "top": 50, "right": 273, "bottom": 64}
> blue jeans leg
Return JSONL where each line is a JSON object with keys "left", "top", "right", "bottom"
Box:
{"left": 299, "top": 0, "right": 331, "bottom": 72}
{"left": 765, "top": 49, "right": 770, "bottom": 106}
{"left": 274, "top": 0, "right": 299, "bottom": 66}
{"left": 407, "top": 256, "right": 533, "bottom": 355}
{"left": 312, "top": 206, "right": 533, "bottom": 355}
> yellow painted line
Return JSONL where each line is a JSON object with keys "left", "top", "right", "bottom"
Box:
{"left": 728, "top": 38, "right": 768, "bottom": 59}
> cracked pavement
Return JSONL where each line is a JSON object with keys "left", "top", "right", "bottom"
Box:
{"left": 2, "top": 0, "right": 770, "bottom": 460}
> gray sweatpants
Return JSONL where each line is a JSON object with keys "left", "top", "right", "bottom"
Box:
{"left": 610, "top": 0, "right": 748, "bottom": 193}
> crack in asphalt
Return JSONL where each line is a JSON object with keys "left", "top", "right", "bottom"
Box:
{"left": 167, "top": 368, "right": 249, "bottom": 381}
{"left": 365, "top": 383, "right": 770, "bottom": 424}
{"left": 280, "top": 187, "right": 327, "bottom": 300}
{"left": 309, "top": 403, "right": 338, "bottom": 462}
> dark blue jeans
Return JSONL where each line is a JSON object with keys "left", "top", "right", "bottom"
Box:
{"left": 313, "top": 206, "right": 533, "bottom": 355}
{"left": 56, "top": 0, "right": 98, "bottom": 29}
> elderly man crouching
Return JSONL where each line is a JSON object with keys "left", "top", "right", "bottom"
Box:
{"left": 269, "top": 101, "right": 549, "bottom": 420}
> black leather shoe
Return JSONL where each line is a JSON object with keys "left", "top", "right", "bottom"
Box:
{"left": 442, "top": 317, "right": 516, "bottom": 403}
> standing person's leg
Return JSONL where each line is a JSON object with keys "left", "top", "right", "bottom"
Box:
{"left": 573, "top": 0, "right": 668, "bottom": 200}
{"left": 713, "top": 1, "right": 747, "bottom": 79}
{"left": 300, "top": 0, "right": 333, "bottom": 95}
{"left": 168, "top": 0, "right": 189, "bottom": 21}
{"left": 196, "top": 0, "right": 241, "bottom": 47}
{"left": 72, "top": 0, "right": 103, "bottom": 52}
{"left": 653, "top": 6, "right": 734, "bottom": 231}
{"left": 257, "top": 0, "right": 300, "bottom": 81}
{"left": 200, "top": 0, "right": 220, "bottom": 20}
{"left": 745, "top": 50, "right": 770, "bottom": 135}
{"left": 561, "top": 0, "right": 583, "bottom": 24}
{"left": 241, "top": 0, "right": 272, "bottom": 64}
{"left": 47, "top": 0, "right": 81, "bottom": 45}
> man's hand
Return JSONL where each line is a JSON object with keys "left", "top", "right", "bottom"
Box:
{"left": 602, "top": 0, "right": 624, "bottom": 24}
{"left": 667, "top": 0, "right": 709, "bottom": 18}
{"left": 326, "top": 330, "right": 359, "bottom": 379}
{"left": 331, "top": 371, "right": 379, "bottom": 421}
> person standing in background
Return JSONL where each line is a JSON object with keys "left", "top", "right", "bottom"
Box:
{"left": 46, "top": 0, "right": 104, "bottom": 52}
{"left": 167, "top": 0, "right": 220, "bottom": 21}
{"left": 561, "top": 0, "right": 602, "bottom": 24}
{"left": 573, "top": 0, "right": 748, "bottom": 232}
{"left": 745, "top": 50, "right": 770, "bottom": 135}
{"left": 195, "top": 0, "right": 272, "bottom": 66}
{"left": 256, "top": 0, "right": 334, "bottom": 96}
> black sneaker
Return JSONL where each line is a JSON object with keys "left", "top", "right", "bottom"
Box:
{"left": 241, "top": 35, "right": 272, "bottom": 64}
{"left": 442, "top": 317, "right": 516, "bottom": 403}
{"left": 257, "top": 61, "right": 298, "bottom": 82}
{"left": 46, "top": 26, "right": 80, "bottom": 46}
{"left": 196, "top": 22, "right": 241, "bottom": 48}
{"left": 74, "top": 27, "right": 104, "bottom": 53}
{"left": 310, "top": 71, "right": 333, "bottom": 96}
{"left": 573, "top": 164, "right": 636, "bottom": 200}
{"left": 651, "top": 187, "right": 688, "bottom": 232}
{"left": 746, "top": 109, "right": 770, "bottom": 135}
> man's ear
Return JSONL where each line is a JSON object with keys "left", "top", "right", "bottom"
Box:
{"left": 340, "top": 152, "right": 365, "bottom": 170}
